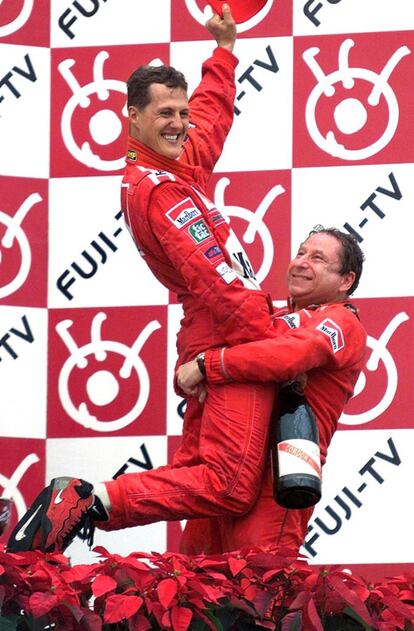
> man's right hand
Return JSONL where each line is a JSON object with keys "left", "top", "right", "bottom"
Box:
{"left": 206, "top": 3, "right": 237, "bottom": 53}
{"left": 176, "top": 359, "right": 207, "bottom": 403}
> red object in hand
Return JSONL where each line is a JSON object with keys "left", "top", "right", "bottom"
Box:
{"left": 208, "top": 0, "right": 267, "bottom": 23}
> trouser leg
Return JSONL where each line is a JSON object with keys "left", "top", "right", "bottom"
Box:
{"left": 99, "top": 382, "right": 274, "bottom": 532}
{"left": 218, "top": 457, "right": 313, "bottom": 555}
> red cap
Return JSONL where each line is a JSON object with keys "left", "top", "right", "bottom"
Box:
{"left": 208, "top": 0, "right": 267, "bottom": 24}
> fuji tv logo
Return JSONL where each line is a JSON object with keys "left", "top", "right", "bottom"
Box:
{"left": 56, "top": 312, "right": 161, "bottom": 432}
{"left": 0, "top": 193, "right": 41, "bottom": 299}
{"left": 303, "top": 38, "right": 411, "bottom": 160}
{"left": 58, "top": 51, "right": 128, "bottom": 171}
{"left": 0, "top": 0, "right": 33, "bottom": 37}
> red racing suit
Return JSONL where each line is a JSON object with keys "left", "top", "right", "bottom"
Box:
{"left": 99, "top": 47, "right": 276, "bottom": 549}
{"left": 184, "top": 301, "right": 367, "bottom": 553}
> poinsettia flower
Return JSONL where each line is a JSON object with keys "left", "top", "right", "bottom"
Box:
{"left": 103, "top": 593, "right": 143, "bottom": 623}
{"left": 170, "top": 605, "right": 193, "bottom": 631}
{"left": 157, "top": 577, "right": 178, "bottom": 608}
{"left": 92, "top": 573, "right": 117, "bottom": 597}
{"left": 29, "top": 591, "right": 59, "bottom": 617}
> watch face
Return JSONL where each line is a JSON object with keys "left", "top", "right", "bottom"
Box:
{"left": 196, "top": 353, "right": 206, "bottom": 375}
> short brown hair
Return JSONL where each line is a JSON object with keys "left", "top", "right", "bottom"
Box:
{"left": 127, "top": 65, "right": 188, "bottom": 110}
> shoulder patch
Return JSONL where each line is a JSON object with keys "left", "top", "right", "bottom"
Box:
{"left": 187, "top": 219, "right": 211, "bottom": 244}
{"left": 279, "top": 313, "right": 301, "bottom": 329}
{"left": 166, "top": 197, "right": 202, "bottom": 228}
{"left": 316, "top": 318, "right": 344, "bottom": 353}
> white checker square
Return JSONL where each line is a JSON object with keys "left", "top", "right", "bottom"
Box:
{"left": 48, "top": 176, "right": 169, "bottom": 308}
{"left": 0, "top": 306, "right": 48, "bottom": 438}
{"left": 304, "top": 428, "right": 414, "bottom": 564}
{"left": 50, "top": 0, "right": 171, "bottom": 48}
{"left": 46, "top": 435, "right": 168, "bottom": 564}
{"left": 0, "top": 45, "right": 50, "bottom": 178}
{"left": 293, "top": 0, "right": 414, "bottom": 36}
{"left": 171, "top": 36, "right": 294, "bottom": 172}
{"left": 292, "top": 163, "right": 414, "bottom": 298}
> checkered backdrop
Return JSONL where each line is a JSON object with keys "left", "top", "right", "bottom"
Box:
{"left": 1, "top": 0, "right": 413, "bottom": 578}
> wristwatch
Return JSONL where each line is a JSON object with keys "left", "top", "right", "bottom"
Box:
{"left": 196, "top": 352, "right": 206, "bottom": 377}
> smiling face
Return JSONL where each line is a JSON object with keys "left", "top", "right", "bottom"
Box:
{"left": 287, "top": 232, "right": 356, "bottom": 309}
{"left": 128, "top": 83, "right": 190, "bottom": 160}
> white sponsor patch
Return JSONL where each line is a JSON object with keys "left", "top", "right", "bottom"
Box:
{"left": 215, "top": 262, "right": 237, "bottom": 284}
{"left": 166, "top": 197, "right": 202, "bottom": 228}
{"left": 316, "top": 318, "right": 344, "bottom": 353}
{"left": 280, "top": 313, "right": 300, "bottom": 329}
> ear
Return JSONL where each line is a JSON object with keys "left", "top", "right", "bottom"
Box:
{"left": 128, "top": 105, "right": 140, "bottom": 128}
{"left": 340, "top": 271, "right": 355, "bottom": 294}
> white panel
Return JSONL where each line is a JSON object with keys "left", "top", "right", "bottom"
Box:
{"left": 0, "top": 45, "right": 50, "bottom": 178}
{"left": 0, "top": 306, "right": 47, "bottom": 438}
{"left": 48, "top": 176, "right": 169, "bottom": 308}
{"left": 51, "top": 0, "right": 171, "bottom": 48}
{"left": 171, "top": 36, "right": 293, "bottom": 171}
{"left": 291, "top": 163, "right": 414, "bottom": 298}
{"left": 304, "top": 429, "right": 414, "bottom": 564}
{"left": 46, "top": 435, "right": 168, "bottom": 564}
{"left": 294, "top": 0, "right": 414, "bottom": 35}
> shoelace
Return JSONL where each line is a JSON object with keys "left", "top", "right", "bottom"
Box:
{"left": 61, "top": 509, "right": 96, "bottom": 550}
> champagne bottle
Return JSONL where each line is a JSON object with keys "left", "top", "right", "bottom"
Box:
{"left": 271, "top": 381, "right": 322, "bottom": 509}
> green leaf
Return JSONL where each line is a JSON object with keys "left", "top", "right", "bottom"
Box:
{"left": 0, "top": 615, "right": 20, "bottom": 631}
{"left": 322, "top": 612, "right": 370, "bottom": 631}
{"left": 343, "top": 606, "right": 374, "bottom": 630}
{"left": 188, "top": 620, "right": 211, "bottom": 631}
{"left": 204, "top": 609, "right": 224, "bottom": 631}
{"left": 212, "top": 606, "right": 241, "bottom": 630}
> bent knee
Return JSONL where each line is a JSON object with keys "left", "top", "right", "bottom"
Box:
{"left": 217, "top": 482, "right": 260, "bottom": 516}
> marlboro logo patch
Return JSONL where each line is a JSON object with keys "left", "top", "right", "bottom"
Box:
{"left": 316, "top": 318, "right": 344, "bottom": 353}
{"left": 166, "top": 197, "right": 202, "bottom": 228}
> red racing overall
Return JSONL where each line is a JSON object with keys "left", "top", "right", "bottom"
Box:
{"left": 190, "top": 301, "right": 367, "bottom": 553}
{"left": 99, "top": 47, "right": 276, "bottom": 552}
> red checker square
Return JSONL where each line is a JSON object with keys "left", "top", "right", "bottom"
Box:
{"left": 166, "top": 434, "right": 185, "bottom": 552}
{"left": 50, "top": 43, "right": 169, "bottom": 178}
{"left": 0, "top": 176, "right": 48, "bottom": 308}
{"left": 340, "top": 297, "right": 414, "bottom": 431}
{"left": 171, "top": 0, "right": 292, "bottom": 41}
{"left": 293, "top": 31, "right": 414, "bottom": 168}
{"left": 47, "top": 306, "right": 167, "bottom": 438}
{"left": 168, "top": 169, "right": 291, "bottom": 303}
{"left": 0, "top": 437, "right": 46, "bottom": 546}
{"left": 0, "top": 0, "right": 50, "bottom": 46}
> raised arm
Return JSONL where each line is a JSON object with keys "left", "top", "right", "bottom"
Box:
{"left": 181, "top": 4, "right": 238, "bottom": 176}
{"left": 206, "top": 3, "right": 237, "bottom": 53}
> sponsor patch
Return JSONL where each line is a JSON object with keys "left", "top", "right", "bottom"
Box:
{"left": 210, "top": 212, "right": 225, "bottom": 225}
{"left": 280, "top": 313, "right": 300, "bottom": 329}
{"left": 187, "top": 219, "right": 211, "bottom": 244}
{"left": 316, "top": 318, "right": 344, "bottom": 353}
{"left": 127, "top": 149, "right": 137, "bottom": 161}
{"left": 215, "top": 262, "right": 237, "bottom": 284}
{"left": 166, "top": 197, "right": 202, "bottom": 228}
{"left": 203, "top": 245, "right": 222, "bottom": 262}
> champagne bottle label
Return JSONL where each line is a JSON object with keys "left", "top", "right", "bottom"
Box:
{"left": 277, "top": 439, "right": 321, "bottom": 478}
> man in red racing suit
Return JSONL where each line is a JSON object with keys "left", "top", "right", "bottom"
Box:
{"left": 97, "top": 5, "right": 277, "bottom": 552}
{"left": 177, "top": 228, "right": 367, "bottom": 554}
